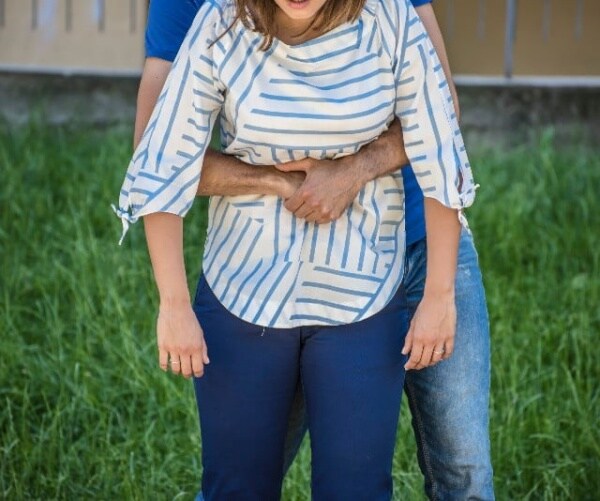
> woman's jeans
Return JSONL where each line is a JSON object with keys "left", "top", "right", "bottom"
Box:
{"left": 192, "top": 268, "right": 411, "bottom": 501}
{"left": 282, "top": 229, "right": 494, "bottom": 500}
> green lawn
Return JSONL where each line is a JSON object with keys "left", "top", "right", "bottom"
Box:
{"left": 1, "top": 123, "right": 598, "bottom": 499}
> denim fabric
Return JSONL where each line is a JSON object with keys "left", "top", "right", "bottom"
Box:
{"left": 279, "top": 230, "right": 494, "bottom": 500}
{"left": 402, "top": 228, "right": 494, "bottom": 500}
{"left": 195, "top": 230, "right": 494, "bottom": 500}
{"left": 192, "top": 274, "right": 410, "bottom": 501}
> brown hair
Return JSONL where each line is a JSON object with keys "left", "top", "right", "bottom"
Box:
{"left": 233, "top": 0, "right": 367, "bottom": 50}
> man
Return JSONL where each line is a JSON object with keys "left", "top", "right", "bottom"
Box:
{"left": 135, "top": 0, "right": 494, "bottom": 498}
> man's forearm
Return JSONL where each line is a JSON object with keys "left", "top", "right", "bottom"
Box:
{"left": 339, "top": 4, "right": 461, "bottom": 188}
{"left": 339, "top": 118, "right": 409, "bottom": 187}
{"left": 197, "top": 148, "right": 294, "bottom": 197}
{"left": 135, "top": 59, "right": 300, "bottom": 199}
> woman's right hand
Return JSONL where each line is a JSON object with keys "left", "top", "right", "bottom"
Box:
{"left": 156, "top": 303, "right": 210, "bottom": 378}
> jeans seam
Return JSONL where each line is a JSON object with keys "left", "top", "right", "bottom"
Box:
{"left": 405, "top": 379, "right": 439, "bottom": 501}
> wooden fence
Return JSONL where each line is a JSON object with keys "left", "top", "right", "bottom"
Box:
{"left": 0, "top": 0, "right": 598, "bottom": 84}
{"left": 0, "top": 0, "right": 147, "bottom": 75}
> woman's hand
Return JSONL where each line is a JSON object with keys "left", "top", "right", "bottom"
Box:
{"left": 157, "top": 302, "right": 210, "bottom": 378}
{"left": 402, "top": 289, "right": 456, "bottom": 370}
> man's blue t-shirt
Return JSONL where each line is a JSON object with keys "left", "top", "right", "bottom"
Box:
{"left": 145, "top": 0, "right": 433, "bottom": 245}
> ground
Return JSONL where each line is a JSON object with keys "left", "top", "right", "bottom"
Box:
{"left": 0, "top": 123, "right": 598, "bottom": 499}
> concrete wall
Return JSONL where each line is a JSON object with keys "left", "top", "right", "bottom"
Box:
{"left": 1, "top": 73, "right": 598, "bottom": 148}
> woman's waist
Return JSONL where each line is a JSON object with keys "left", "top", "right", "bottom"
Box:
{"left": 205, "top": 181, "right": 406, "bottom": 272}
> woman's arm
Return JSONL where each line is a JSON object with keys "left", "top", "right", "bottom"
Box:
{"left": 414, "top": 3, "right": 460, "bottom": 121}
{"left": 144, "top": 213, "right": 209, "bottom": 378}
{"left": 402, "top": 2, "right": 464, "bottom": 370}
{"left": 134, "top": 58, "right": 304, "bottom": 199}
{"left": 117, "top": 2, "right": 225, "bottom": 378}
{"left": 388, "top": 0, "right": 476, "bottom": 370}
{"left": 402, "top": 199, "right": 461, "bottom": 369}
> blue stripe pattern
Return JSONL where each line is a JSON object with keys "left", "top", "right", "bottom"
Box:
{"left": 114, "top": 0, "right": 476, "bottom": 328}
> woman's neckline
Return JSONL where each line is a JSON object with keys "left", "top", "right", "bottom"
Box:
{"left": 273, "top": 18, "right": 357, "bottom": 49}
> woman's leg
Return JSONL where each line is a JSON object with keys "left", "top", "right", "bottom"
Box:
{"left": 300, "top": 284, "right": 410, "bottom": 501}
{"left": 282, "top": 380, "right": 308, "bottom": 473}
{"left": 192, "top": 275, "right": 301, "bottom": 501}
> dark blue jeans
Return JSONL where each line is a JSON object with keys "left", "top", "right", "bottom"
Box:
{"left": 192, "top": 269, "right": 411, "bottom": 501}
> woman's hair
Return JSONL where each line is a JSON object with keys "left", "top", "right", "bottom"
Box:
{"left": 234, "top": 0, "right": 367, "bottom": 49}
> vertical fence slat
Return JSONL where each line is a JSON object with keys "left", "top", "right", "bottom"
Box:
{"left": 66, "top": 0, "right": 73, "bottom": 31}
{"left": 446, "top": 0, "right": 455, "bottom": 40}
{"left": 129, "top": 0, "right": 136, "bottom": 33}
{"left": 542, "top": 0, "right": 552, "bottom": 42}
{"left": 477, "top": 0, "right": 486, "bottom": 40}
{"left": 575, "top": 0, "right": 584, "bottom": 39}
{"left": 504, "top": 0, "right": 517, "bottom": 78}
{"left": 97, "top": 0, "right": 105, "bottom": 31}
{"left": 32, "top": 0, "right": 39, "bottom": 29}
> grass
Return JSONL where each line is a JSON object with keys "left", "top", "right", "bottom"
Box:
{"left": 0, "top": 122, "right": 598, "bottom": 500}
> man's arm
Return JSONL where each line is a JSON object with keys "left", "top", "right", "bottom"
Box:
{"left": 134, "top": 1, "right": 459, "bottom": 222}
{"left": 275, "top": 2, "right": 461, "bottom": 223}
{"left": 134, "top": 58, "right": 303, "bottom": 199}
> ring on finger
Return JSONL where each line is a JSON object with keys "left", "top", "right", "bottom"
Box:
{"left": 433, "top": 348, "right": 445, "bottom": 355}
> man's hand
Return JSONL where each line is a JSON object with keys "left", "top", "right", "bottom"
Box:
{"left": 277, "top": 168, "right": 307, "bottom": 200}
{"left": 402, "top": 289, "right": 457, "bottom": 370}
{"left": 275, "top": 157, "right": 364, "bottom": 224}
{"left": 275, "top": 119, "right": 408, "bottom": 224}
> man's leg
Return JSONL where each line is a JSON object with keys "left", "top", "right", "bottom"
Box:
{"left": 403, "top": 230, "right": 494, "bottom": 500}
{"left": 192, "top": 275, "right": 301, "bottom": 501}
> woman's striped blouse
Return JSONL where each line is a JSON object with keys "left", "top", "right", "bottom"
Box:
{"left": 114, "top": 0, "right": 476, "bottom": 328}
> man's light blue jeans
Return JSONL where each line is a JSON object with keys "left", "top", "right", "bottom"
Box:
{"left": 400, "top": 228, "right": 494, "bottom": 500}
{"left": 196, "top": 228, "right": 494, "bottom": 500}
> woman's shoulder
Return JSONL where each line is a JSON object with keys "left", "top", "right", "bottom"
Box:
{"left": 184, "top": 0, "right": 238, "bottom": 51}
{"left": 363, "top": 0, "right": 411, "bottom": 22}
{"left": 198, "top": 0, "right": 237, "bottom": 24}
{"left": 361, "top": 0, "right": 413, "bottom": 61}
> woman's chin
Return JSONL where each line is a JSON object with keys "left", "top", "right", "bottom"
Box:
{"left": 280, "top": 0, "right": 320, "bottom": 19}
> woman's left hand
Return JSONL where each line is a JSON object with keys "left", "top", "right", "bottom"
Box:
{"left": 402, "top": 289, "right": 456, "bottom": 370}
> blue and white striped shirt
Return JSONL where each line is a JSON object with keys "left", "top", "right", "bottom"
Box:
{"left": 114, "top": 0, "right": 476, "bottom": 328}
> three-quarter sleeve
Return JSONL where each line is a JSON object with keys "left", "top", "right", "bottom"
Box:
{"left": 388, "top": 0, "right": 476, "bottom": 212}
{"left": 113, "top": 0, "right": 224, "bottom": 243}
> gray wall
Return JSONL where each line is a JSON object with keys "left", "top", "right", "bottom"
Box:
{"left": 1, "top": 73, "right": 599, "bottom": 148}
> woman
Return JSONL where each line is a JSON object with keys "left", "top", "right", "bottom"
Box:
{"left": 114, "top": 0, "right": 475, "bottom": 498}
